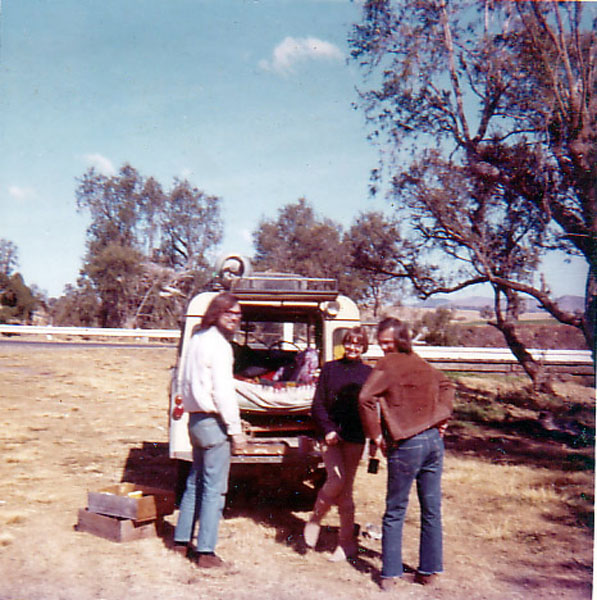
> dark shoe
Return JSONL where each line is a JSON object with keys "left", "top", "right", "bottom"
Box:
{"left": 380, "top": 577, "right": 399, "bottom": 591}
{"left": 414, "top": 571, "right": 439, "bottom": 586}
{"left": 172, "top": 542, "right": 189, "bottom": 555}
{"left": 380, "top": 576, "right": 410, "bottom": 592}
{"left": 196, "top": 553, "right": 225, "bottom": 569}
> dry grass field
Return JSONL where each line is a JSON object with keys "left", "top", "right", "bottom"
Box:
{"left": 0, "top": 343, "right": 593, "bottom": 600}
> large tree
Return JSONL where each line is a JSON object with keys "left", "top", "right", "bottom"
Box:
{"left": 76, "top": 164, "right": 164, "bottom": 256}
{"left": 252, "top": 198, "right": 366, "bottom": 298}
{"left": 350, "top": 0, "right": 596, "bottom": 382}
{"left": 157, "top": 178, "right": 223, "bottom": 272}
{"left": 344, "top": 211, "right": 409, "bottom": 316}
{"left": 0, "top": 272, "right": 36, "bottom": 324}
{"left": 0, "top": 240, "right": 39, "bottom": 324}
{"left": 49, "top": 282, "right": 100, "bottom": 327}
{"left": 75, "top": 164, "right": 223, "bottom": 327}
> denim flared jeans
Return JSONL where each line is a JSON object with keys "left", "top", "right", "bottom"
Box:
{"left": 182, "top": 412, "right": 231, "bottom": 553}
{"left": 173, "top": 461, "right": 198, "bottom": 544}
{"left": 382, "top": 427, "right": 444, "bottom": 579}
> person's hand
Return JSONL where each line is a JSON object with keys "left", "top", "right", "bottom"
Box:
{"left": 324, "top": 431, "right": 339, "bottom": 446}
{"left": 368, "top": 439, "right": 378, "bottom": 457}
{"left": 231, "top": 433, "right": 248, "bottom": 454}
{"left": 437, "top": 420, "right": 449, "bottom": 438}
{"left": 374, "top": 435, "right": 387, "bottom": 457}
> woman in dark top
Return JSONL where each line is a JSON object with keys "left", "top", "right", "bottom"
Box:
{"left": 303, "top": 327, "right": 372, "bottom": 561}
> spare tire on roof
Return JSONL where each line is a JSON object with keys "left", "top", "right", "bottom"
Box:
{"left": 215, "top": 254, "right": 252, "bottom": 286}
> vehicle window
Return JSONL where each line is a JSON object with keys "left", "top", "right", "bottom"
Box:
{"left": 332, "top": 327, "right": 349, "bottom": 360}
{"left": 237, "top": 320, "right": 314, "bottom": 351}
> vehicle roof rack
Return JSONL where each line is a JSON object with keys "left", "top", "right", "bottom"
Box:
{"left": 215, "top": 272, "right": 339, "bottom": 302}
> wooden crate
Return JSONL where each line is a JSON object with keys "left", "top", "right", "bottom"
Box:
{"left": 87, "top": 482, "right": 175, "bottom": 522}
{"left": 76, "top": 508, "right": 163, "bottom": 543}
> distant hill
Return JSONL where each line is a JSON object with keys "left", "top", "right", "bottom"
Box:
{"left": 546, "top": 295, "right": 585, "bottom": 313}
{"left": 414, "top": 295, "right": 585, "bottom": 314}
{"left": 416, "top": 296, "right": 494, "bottom": 310}
{"left": 364, "top": 296, "right": 589, "bottom": 348}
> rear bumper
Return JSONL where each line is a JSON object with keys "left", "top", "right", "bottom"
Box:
{"left": 171, "top": 436, "right": 321, "bottom": 467}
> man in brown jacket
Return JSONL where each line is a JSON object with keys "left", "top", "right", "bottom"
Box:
{"left": 359, "top": 318, "right": 454, "bottom": 591}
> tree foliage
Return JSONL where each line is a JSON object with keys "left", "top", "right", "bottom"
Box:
{"left": 253, "top": 199, "right": 339, "bottom": 272}
{"left": 84, "top": 242, "right": 144, "bottom": 328}
{"left": 0, "top": 238, "right": 19, "bottom": 277}
{"left": 412, "top": 307, "right": 460, "bottom": 346}
{"left": 252, "top": 198, "right": 364, "bottom": 297}
{"left": 157, "top": 179, "right": 223, "bottom": 271}
{"left": 49, "top": 282, "right": 100, "bottom": 327}
{"left": 74, "top": 164, "right": 223, "bottom": 328}
{"left": 344, "top": 211, "right": 410, "bottom": 315}
{"left": 252, "top": 199, "right": 413, "bottom": 308}
{"left": 350, "top": 0, "right": 596, "bottom": 385}
{"left": 0, "top": 272, "right": 36, "bottom": 324}
{"left": 76, "top": 164, "right": 163, "bottom": 256}
{"left": 0, "top": 240, "right": 38, "bottom": 324}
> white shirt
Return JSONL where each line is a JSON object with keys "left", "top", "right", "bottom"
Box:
{"left": 181, "top": 325, "right": 242, "bottom": 436}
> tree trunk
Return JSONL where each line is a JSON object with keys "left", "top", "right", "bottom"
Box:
{"left": 491, "top": 288, "right": 554, "bottom": 394}
{"left": 584, "top": 264, "right": 596, "bottom": 361}
{"left": 490, "top": 320, "right": 554, "bottom": 394}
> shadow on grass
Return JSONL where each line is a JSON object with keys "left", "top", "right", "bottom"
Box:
{"left": 119, "top": 445, "right": 383, "bottom": 574}
{"left": 119, "top": 442, "right": 326, "bottom": 555}
{"left": 500, "top": 554, "right": 593, "bottom": 598}
{"left": 224, "top": 482, "right": 384, "bottom": 579}
{"left": 120, "top": 441, "right": 179, "bottom": 492}
{"left": 118, "top": 377, "right": 594, "bottom": 562}
{"left": 447, "top": 381, "right": 595, "bottom": 473}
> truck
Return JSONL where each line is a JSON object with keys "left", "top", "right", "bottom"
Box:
{"left": 168, "top": 255, "right": 361, "bottom": 494}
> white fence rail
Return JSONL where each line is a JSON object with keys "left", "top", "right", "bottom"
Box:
{"left": 0, "top": 324, "right": 179, "bottom": 339}
{"left": 365, "top": 344, "right": 593, "bottom": 364}
{"left": 0, "top": 325, "right": 592, "bottom": 371}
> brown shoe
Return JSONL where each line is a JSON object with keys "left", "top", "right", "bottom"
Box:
{"left": 172, "top": 542, "right": 189, "bottom": 555}
{"left": 414, "top": 572, "right": 439, "bottom": 586}
{"left": 380, "top": 577, "right": 399, "bottom": 592}
{"left": 196, "top": 553, "right": 225, "bottom": 569}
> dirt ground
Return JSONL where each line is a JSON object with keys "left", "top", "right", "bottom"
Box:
{"left": 0, "top": 343, "right": 593, "bottom": 600}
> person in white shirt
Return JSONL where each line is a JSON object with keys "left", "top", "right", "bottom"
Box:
{"left": 179, "top": 292, "right": 247, "bottom": 568}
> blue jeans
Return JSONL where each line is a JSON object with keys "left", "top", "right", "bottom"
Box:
{"left": 174, "top": 462, "right": 198, "bottom": 544}
{"left": 185, "top": 413, "right": 231, "bottom": 553}
{"left": 382, "top": 427, "right": 444, "bottom": 579}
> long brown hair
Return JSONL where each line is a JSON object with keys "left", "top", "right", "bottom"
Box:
{"left": 377, "top": 317, "right": 412, "bottom": 354}
{"left": 200, "top": 292, "right": 240, "bottom": 331}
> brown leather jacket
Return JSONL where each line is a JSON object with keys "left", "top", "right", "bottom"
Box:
{"left": 358, "top": 351, "right": 454, "bottom": 443}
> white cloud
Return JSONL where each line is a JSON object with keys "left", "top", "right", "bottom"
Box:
{"left": 82, "top": 153, "right": 116, "bottom": 176}
{"left": 8, "top": 185, "right": 36, "bottom": 201}
{"left": 259, "top": 36, "right": 343, "bottom": 75}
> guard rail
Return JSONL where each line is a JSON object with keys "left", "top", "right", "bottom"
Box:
{"left": 0, "top": 324, "right": 593, "bottom": 376}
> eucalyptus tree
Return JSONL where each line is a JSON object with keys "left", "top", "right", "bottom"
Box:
{"left": 344, "top": 211, "right": 410, "bottom": 316}
{"left": 75, "top": 164, "right": 223, "bottom": 327}
{"left": 252, "top": 198, "right": 367, "bottom": 299}
{"left": 0, "top": 272, "right": 36, "bottom": 324}
{"left": 350, "top": 0, "right": 596, "bottom": 386}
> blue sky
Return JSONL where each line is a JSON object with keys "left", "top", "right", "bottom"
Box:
{"left": 0, "top": 0, "right": 588, "bottom": 300}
